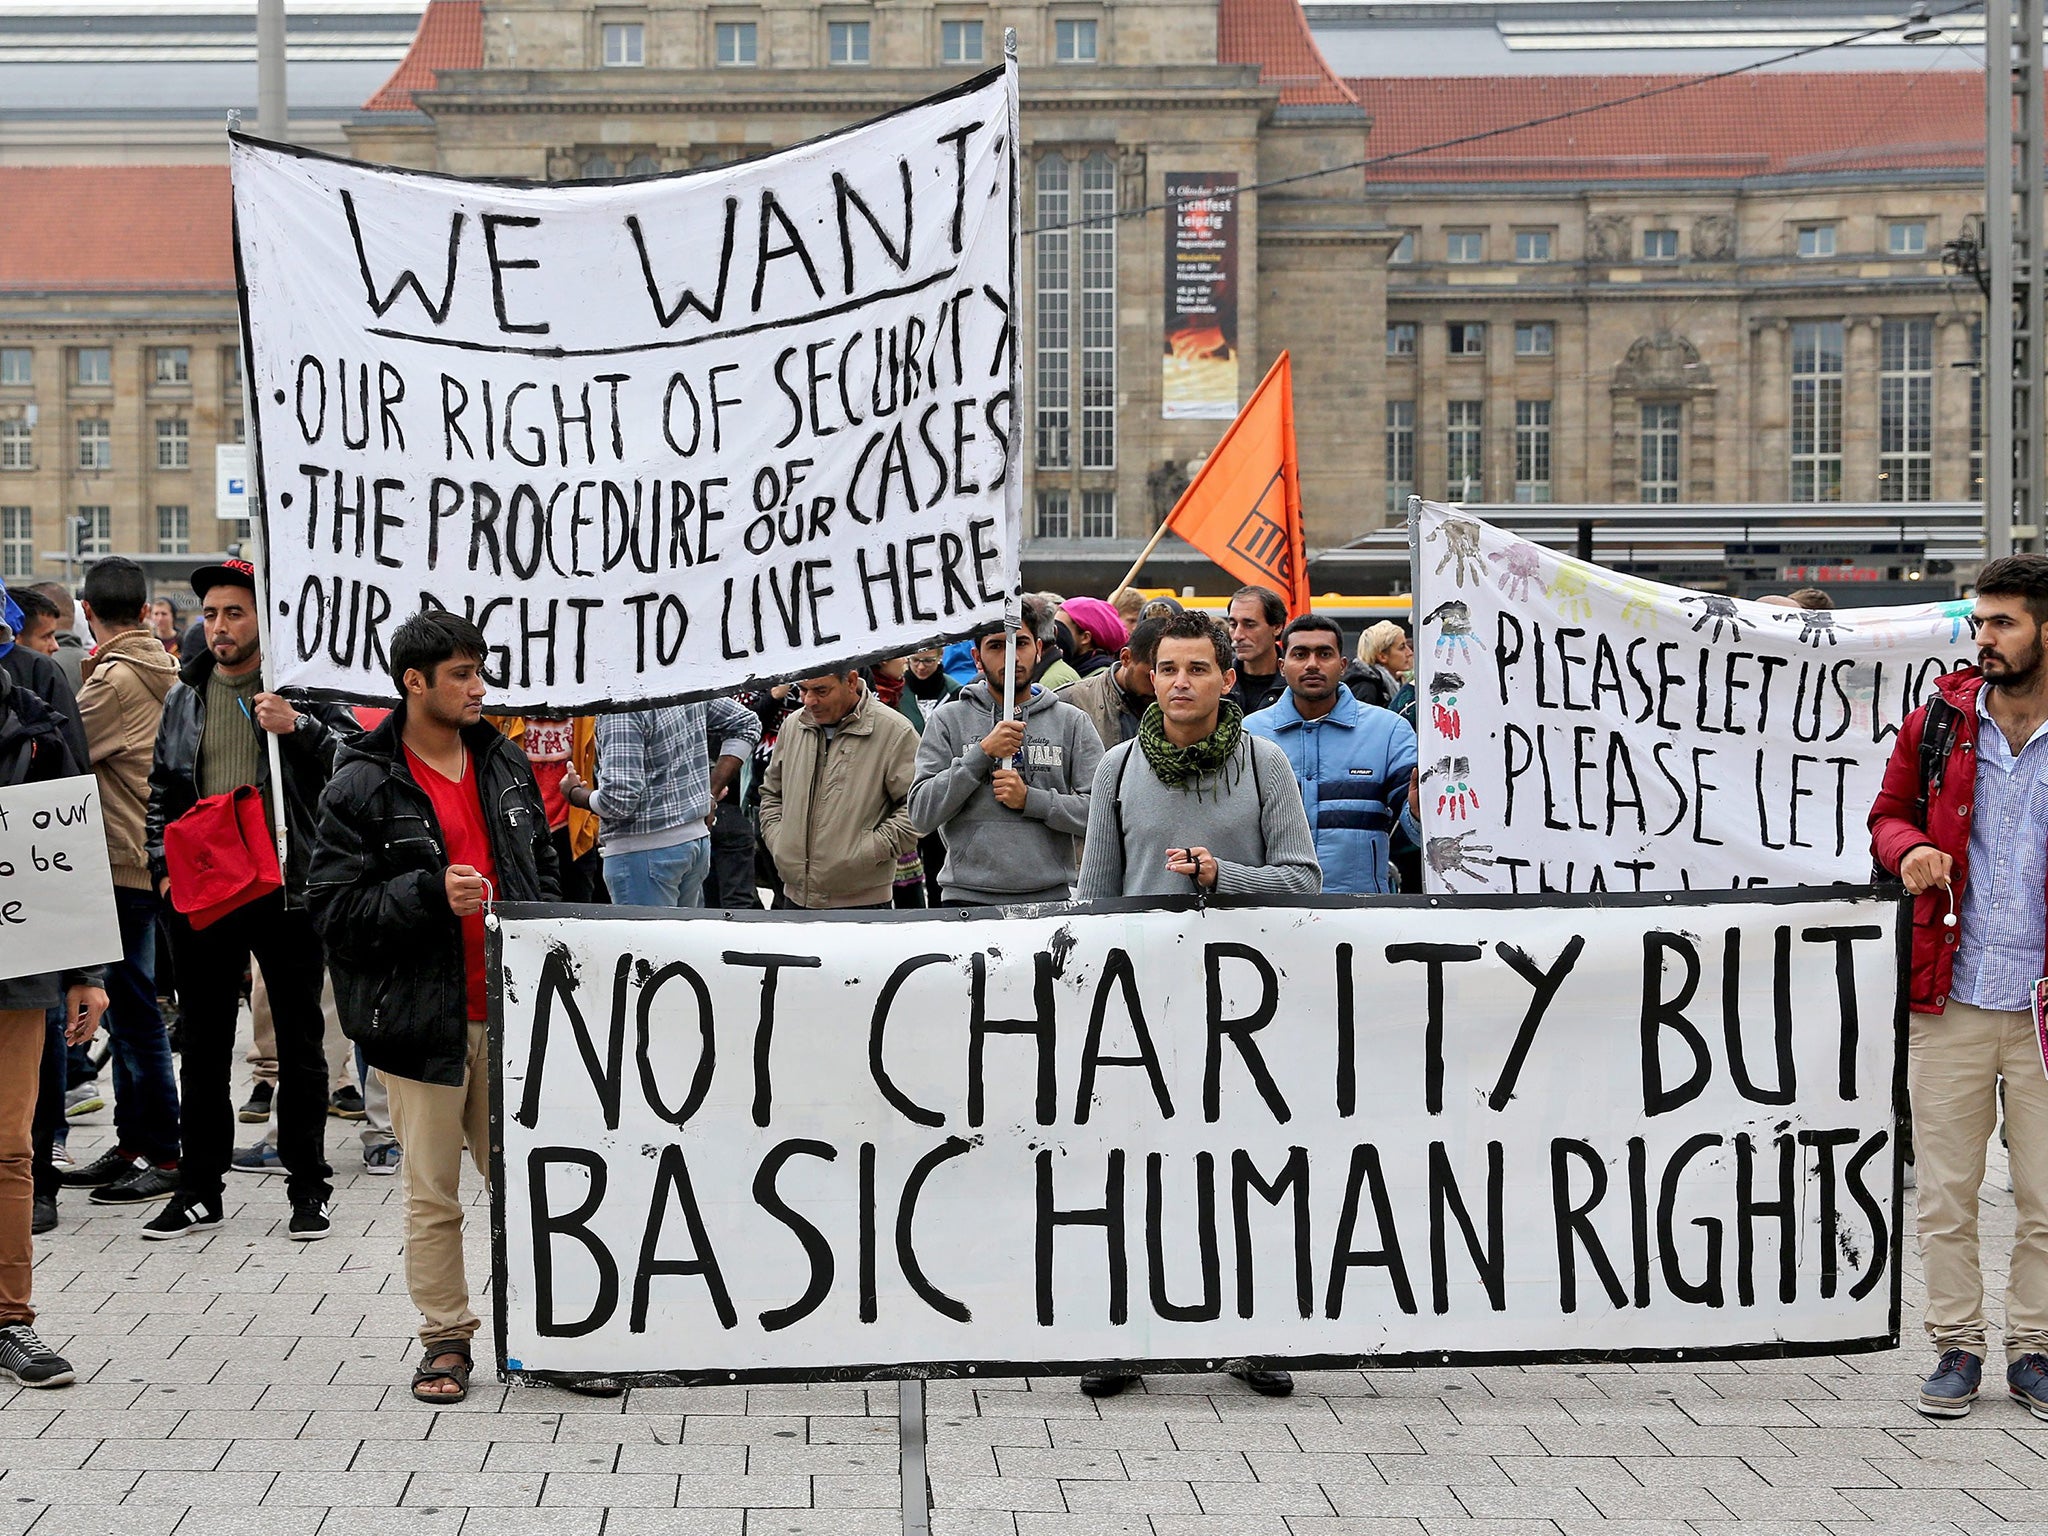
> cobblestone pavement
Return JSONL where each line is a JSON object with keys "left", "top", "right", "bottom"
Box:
{"left": 7, "top": 1095, "right": 2046, "bottom": 1535}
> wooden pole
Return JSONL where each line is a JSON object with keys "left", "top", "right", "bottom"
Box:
{"left": 1111, "top": 518, "right": 1175, "bottom": 599}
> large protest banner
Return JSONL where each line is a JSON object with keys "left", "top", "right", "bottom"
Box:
{"left": 1409, "top": 501, "right": 1977, "bottom": 894}
{"left": 0, "top": 775, "right": 120, "bottom": 982}
{"left": 492, "top": 892, "right": 1903, "bottom": 1383}
{"left": 231, "top": 68, "right": 1019, "bottom": 711}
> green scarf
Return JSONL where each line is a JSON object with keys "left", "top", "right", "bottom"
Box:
{"left": 1137, "top": 699, "right": 1245, "bottom": 797}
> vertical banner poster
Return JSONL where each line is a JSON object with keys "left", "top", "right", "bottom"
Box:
{"left": 1408, "top": 501, "right": 1977, "bottom": 893}
{"left": 493, "top": 892, "right": 1902, "bottom": 1383}
{"left": 1161, "top": 173, "right": 1239, "bottom": 420}
{"left": 0, "top": 775, "right": 120, "bottom": 982}
{"left": 231, "top": 67, "right": 1020, "bottom": 711}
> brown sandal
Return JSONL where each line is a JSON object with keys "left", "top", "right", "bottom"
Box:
{"left": 411, "top": 1341, "right": 471, "bottom": 1403}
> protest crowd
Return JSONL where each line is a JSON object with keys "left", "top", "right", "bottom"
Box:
{"left": 0, "top": 549, "right": 2044, "bottom": 1438}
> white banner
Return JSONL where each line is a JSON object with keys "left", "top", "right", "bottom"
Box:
{"left": 492, "top": 893, "right": 1903, "bottom": 1382}
{"left": 1410, "top": 502, "right": 1976, "bottom": 894}
{"left": 0, "top": 775, "right": 120, "bottom": 982}
{"left": 232, "top": 68, "right": 1019, "bottom": 711}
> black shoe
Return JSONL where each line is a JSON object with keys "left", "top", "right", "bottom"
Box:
{"left": 238, "top": 1082, "right": 273, "bottom": 1123}
{"left": 328, "top": 1086, "right": 365, "bottom": 1120}
{"left": 287, "top": 1200, "right": 331, "bottom": 1241}
{"left": 141, "top": 1195, "right": 223, "bottom": 1240}
{"left": 30, "top": 1195, "right": 55, "bottom": 1235}
{"left": 0, "top": 1324, "right": 74, "bottom": 1388}
{"left": 1080, "top": 1372, "right": 1137, "bottom": 1398}
{"left": 89, "top": 1164, "right": 180, "bottom": 1205}
{"left": 1233, "top": 1368, "right": 1294, "bottom": 1398}
{"left": 57, "top": 1149, "right": 136, "bottom": 1188}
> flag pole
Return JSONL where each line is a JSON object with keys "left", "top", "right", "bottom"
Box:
{"left": 246, "top": 496, "right": 289, "bottom": 873}
{"left": 1111, "top": 519, "right": 1176, "bottom": 599}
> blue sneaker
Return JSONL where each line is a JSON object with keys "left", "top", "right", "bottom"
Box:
{"left": 1919, "top": 1348, "right": 1983, "bottom": 1417}
{"left": 2009, "top": 1353, "right": 2048, "bottom": 1421}
{"left": 230, "top": 1140, "right": 286, "bottom": 1176}
{"left": 362, "top": 1143, "right": 402, "bottom": 1176}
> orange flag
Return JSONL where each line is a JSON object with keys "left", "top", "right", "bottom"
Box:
{"left": 1164, "top": 351, "right": 1309, "bottom": 616}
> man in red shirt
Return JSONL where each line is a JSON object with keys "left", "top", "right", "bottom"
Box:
{"left": 307, "top": 611, "right": 568, "bottom": 1403}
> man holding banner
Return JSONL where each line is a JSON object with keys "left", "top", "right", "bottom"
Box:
{"left": 1873, "top": 554, "right": 2048, "bottom": 1422}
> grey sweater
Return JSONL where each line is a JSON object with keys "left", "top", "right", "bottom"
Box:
{"left": 909, "top": 681, "right": 1104, "bottom": 904}
{"left": 1074, "top": 733, "right": 1322, "bottom": 900}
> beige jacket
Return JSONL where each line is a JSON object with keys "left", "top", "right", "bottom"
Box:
{"left": 77, "top": 626, "right": 179, "bottom": 889}
{"left": 758, "top": 683, "right": 919, "bottom": 909}
{"left": 1058, "top": 666, "right": 1135, "bottom": 751}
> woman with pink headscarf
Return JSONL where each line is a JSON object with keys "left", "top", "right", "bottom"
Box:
{"left": 1056, "top": 597, "right": 1129, "bottom": 679}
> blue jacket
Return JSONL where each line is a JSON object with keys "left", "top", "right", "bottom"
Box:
{"left": 1244, "top": 687, "right": 1417, "bottom": 894}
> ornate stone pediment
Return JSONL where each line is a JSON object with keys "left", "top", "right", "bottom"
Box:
{"left": 1587, "top": 213, "right": 1631, "bottom": 262}
{"left": 1692, "top": 213, "right": 1736, "bottom": 260}
{"left": 1612, "top": 331, "right": 1712, "bottom": 395}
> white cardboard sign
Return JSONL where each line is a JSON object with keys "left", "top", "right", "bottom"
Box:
{"left": 232, "top": 68, "right": 1020, "bottom": 710}
{"left": 492, "top": 892, "right": 1903, "bottom": 1382}
{"left": 0, "top": 774, "right": 121, "bottom": 983}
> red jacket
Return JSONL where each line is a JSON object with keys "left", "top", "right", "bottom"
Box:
{"left": 1868, "top": 666, "right": 2025, "bottom": 1013}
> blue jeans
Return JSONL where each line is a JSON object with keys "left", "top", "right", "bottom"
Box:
{"left": 106, "top": 887, "right": 180, "bottom": 1165}
{"left": 603, "top": 837, "right": 711, "bottom": 909}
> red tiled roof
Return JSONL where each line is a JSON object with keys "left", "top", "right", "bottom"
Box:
{"left": 1345, "top": 70, "right": 1985, "bottom": 181}
{"left": 0, "top": 167, "right": 233, "bottom": 291}
{"left": 362, "top": 0, "right": 483, "bottom": 113}
{"left": 1220, "top": 0, "right": 1359, "bottom": 109}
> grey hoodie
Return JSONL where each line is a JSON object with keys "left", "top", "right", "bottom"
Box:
{"left": 909, "top": 680, "right": 1105, "bottom": 905}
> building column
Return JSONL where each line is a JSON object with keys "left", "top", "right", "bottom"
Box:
{"left": 1842, "top": 314, "right": 1880, "bottom": 501}
{"left": 1417, "top": 317, "right": 1447, "bottom": 501}
{"left": 1751, "top": 319, "right": 1788, "bottom": 501}
{"left": 1935, "top": 311, "right": 1976, "bottom": 503}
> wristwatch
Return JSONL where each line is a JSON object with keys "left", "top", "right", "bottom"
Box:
{"left": 290, "top": 711, "right": 320, "bottom": 738}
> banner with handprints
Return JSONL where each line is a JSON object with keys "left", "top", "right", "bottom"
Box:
{"left": 1410, "top": 501, "right": 1976, "bottom": 894}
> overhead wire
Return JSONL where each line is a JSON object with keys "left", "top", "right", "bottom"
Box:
{"left": 1026, "top": 0, "right": 1989, "bottom": 237}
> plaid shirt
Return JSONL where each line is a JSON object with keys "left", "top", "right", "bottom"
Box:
{"left": 590, "top": 699, "right": 760, "bottom": 845}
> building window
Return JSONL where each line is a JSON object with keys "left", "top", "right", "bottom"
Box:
{"left": 1514, "top": 230, "right": 1552, "bottom": 263}
{"left": 230, "top": 415, "right": 245, "bottom": 443}
{"left": 76, "top": 418, "right": 110, "bottom": 471}
{"left": 1032, "top": 150, "right": 1116, "bottom": 475}
{"left": 0, "top": 420, "right": 29, "bottom": 471}
{"left": 1034, "top": 489, "right": 1070, "bottom": 539}
{"left": 1389, "top": 231, "right": 1414, "bottom": 264}
{"left": 1384, "top": 401, "right": 1415, "bottom": 514}
{"left": 1889, "top": 221, "right": 1928, "bottom": 255}
{"left": 74, "top": 506, "right": 110, "bottom": 558}
{"left": 1447, "top": 322, "right": 1485, "bottom": 356}
{"left": 1054, "top": 18, "right": 1097, "bottom": 62}
{"left": 1080, "top": 490, "right": 1115, "bottom": 539}
{"left": 1514, "top": 401, "right": 1552, "bottom": 503}
{"left": 156, "top": 419, "right": 190, "bottom": 470}
{"left": 226, "top": 348, "right": 243, "bottom": 389}
{"left": 0, "top": 350, "right": 29, "bottom": 387}
{"left": 625, "top": 153, "right": 661, "bottom": 176}
{"left": 1797, "top": 225, "right": 1836, "bottom": 259}
{"left": 1642, "top": 228, "right": 1678, "bottom": 261}
{"left": 1879, "top": 316, "right": 1934, "bottom": 503}
{"left": 602, "top": 22, "right": 645, "bottom": 64}
{"left": 1386, "top": 323, "right": 1416, "bottom": 358}
{"left": 0, "top": 508, "right": 30, "bottom": 580}
{"left": 942, "top": 19, "right": 983, "bottom": 62}
{"left": 1514, "top": 322, "right": 1553, "bottom": 357}
{"left": 1445, "top": 230, "right": 1484, "bottom": 264}
{"left": 1640, "top": 403, "right": 1681, "bottom": 503}
{"left": 580, "top": 153, "right": 617, "bottom": 179}
{"left": 1790, "top": 319, "right": 1845, "bottom": 502}
{"left": 716, "top": 20, "right": 757, "bottom": 64}
{"left": 153, "top": 346, "right": 190, "bottom": 385}
{"left": 1446, "top": 400, "right": 1483, "bottom": 500}
{"left": 828, "top": 20, "right": 869, "bottom": 63}
{"left": 156, "top": 505, "right": 190, "bottom": 555}
{"left": 75, "top": 348, "right": 110, "bottom": 387}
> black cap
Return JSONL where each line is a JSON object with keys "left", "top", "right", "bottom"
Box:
{"left": 190, "top": 557, "right": 257, "bottom": 601}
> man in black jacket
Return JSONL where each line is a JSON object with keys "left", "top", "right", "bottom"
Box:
{"left": 307, "top": 610, "right": 560, "bottom": 1404}
{"left": 141, "top": 559, "right": 358, "bottom": 1242}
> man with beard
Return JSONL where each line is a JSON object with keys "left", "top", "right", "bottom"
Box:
{"left": 1246, "top": 614, "right": 1417, "bottom": 894}
{"left": 1073, "top": 607, "right": 1318, "bottom": 1400}
{"left": 1225, "top": 584, "right": 1288, "bottom": 716}
{"left": 1873, "top": 554, "right": 2048, "bottom": 1421}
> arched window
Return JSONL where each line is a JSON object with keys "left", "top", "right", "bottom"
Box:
{"left": 579, "top": 154, "right": 615, "bottom": 179}
{"left": 626, "top": 153, "right": 661, "bottom": 176}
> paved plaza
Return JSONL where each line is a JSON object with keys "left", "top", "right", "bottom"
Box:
{"left": 6, "top": 1098, "right": 2048, "bottom": 1536}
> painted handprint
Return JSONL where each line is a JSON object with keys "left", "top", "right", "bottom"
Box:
{"left": 1544, "top": 561, "right": 1594, "bottom": 621}
{"left": 1427, "top": 515, "right": 1486, "bottom": 587}
{"left": 1429, "top": 670, "right": 1465, "bottom": 741}
{"left": 1422, "top": 755, "right": 1479, "bottom": 820}
{"left": 1679, "top": 592, "right": 1751, "bottom": 644}
{"left": 1774, "top": 608, "right": 1850, "bottom": 648}
{"left": 1487, "top": 543, "right": 1541, "bottom": 601}
{"left": 1423, "top": 599, "right": 1477, "bottom": 664}
{"left": 1616, "top": 577, "right": 1663, "bottom": 630}
{"left": 1427, "top": 830, "right": 1497, "bottom": 892}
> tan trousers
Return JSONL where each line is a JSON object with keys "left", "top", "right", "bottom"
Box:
{"left": 0, "top": 1009, "right": 43, "bottom": 1326}
{"left": 384, "top": 1022, "right": 490, "bottom": 1347}
{"left": 1912, "top": 1001, "right": 2048, "bottom": 1361}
